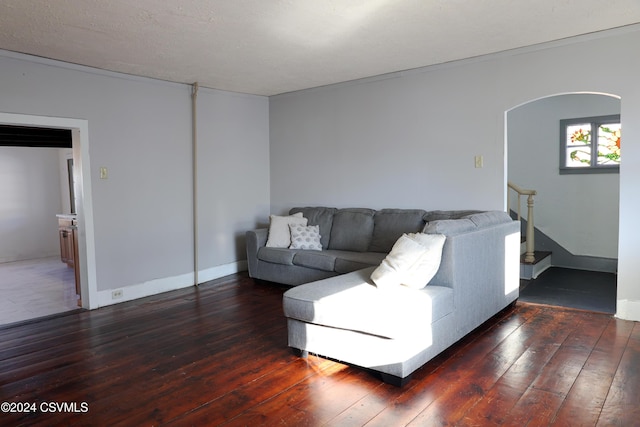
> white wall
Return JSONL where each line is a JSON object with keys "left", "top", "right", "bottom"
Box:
{"left": 0, "top": 51, "right": 270, "bottom": 307}
{"left": 508, "top": 94, "right": 620, "bottom": 259}
{"left": 269, "top": 26, "right": 640, "bottom": 321}
{"left": 0, "top": 147, "right": 62, "bottom": 262}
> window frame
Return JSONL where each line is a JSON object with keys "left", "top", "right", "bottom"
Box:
{"left": 559, "top": 114, "right": 621, "bottom": 175}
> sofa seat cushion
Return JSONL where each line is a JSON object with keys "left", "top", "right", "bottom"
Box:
{"left": 333, "top": 251, "right": 388, "bottom": 273}
{"left": 290, "top": 250, "right": 387, "bottom": 272}
{"left": 283, "top": 267, "right": 454, "bottom": 340}
{"left": 259, "top": 247, "right": 386, "bottom": 273}
{"left": 257, "top": 247, "right": 300, "bottom": 265}
{"left": 292, "top": 251, "right": 337, "bottom": 272}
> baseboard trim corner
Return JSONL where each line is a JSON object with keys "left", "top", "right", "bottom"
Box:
{"left": 616, "top": 299, "right": 640, "bottom": 322}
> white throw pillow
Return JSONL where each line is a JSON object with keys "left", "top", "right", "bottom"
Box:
{"left": 266, "top": 213, "right": 308, "bottom": 248}
{"left": 289, "top": 224, "right": 322, "bottom": 250}
{"left": 402, "top": 233, "right": 446, "bottom": 289}
{"left": 370, "top": 233, "right": 446, "bottom": 289}
{"left": 370, "top": 234, "right": 426, "bottom": 289}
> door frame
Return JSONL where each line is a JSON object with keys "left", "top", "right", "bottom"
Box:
{"left": 0, "top": 112, "right": 97, "bottom": 309}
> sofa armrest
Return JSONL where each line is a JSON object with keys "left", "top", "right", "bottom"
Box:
{"left": 430, "top": 220, "right": 520, "bottom": 335}
{"left": 246, "top": 228, "right": 268, "bottom": 278}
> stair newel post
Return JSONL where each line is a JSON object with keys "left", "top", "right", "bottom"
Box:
{"left": 507, "top": 181, "right": 538, "bottom": 264}
{"left": 525, "top": 193, "right": 535, "bottom": 263}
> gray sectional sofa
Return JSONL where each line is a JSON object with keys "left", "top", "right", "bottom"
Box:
{"left": 247, "top": 207, "right": 482, "bottom": 286}
{"left": 245, "top": 207, "right": 521, "bottom": 385}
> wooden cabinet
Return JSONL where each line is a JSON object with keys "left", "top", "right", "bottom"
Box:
{"left": 58, "top": 215, "right": 81, "bottom": 306}
{"left": 59, "top": 226, "right": 74, "bottom": 267}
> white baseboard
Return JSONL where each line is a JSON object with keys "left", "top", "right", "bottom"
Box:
{"left": 616, "top": 299, "right": 640, "bottom": 322}
{"left": 96, "top": 261, "right": 248, "bottom": 308}
{"left": 0, "top": 252, "right": 60, "bottom": 264}
{"left": 198, "top": 260, "right": 248, "bottom": 283}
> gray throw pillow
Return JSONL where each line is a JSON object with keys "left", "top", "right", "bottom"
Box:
{"left": 289, "top": 224, "right": 322, "bottom": 250}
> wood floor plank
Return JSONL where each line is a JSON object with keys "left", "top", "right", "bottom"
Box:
{"left": 501, "top": 387, "right": 566, "bottom": 427}
{"left": 457, "top": 382, "right": 524, "bottom": 426}
{"left": 2, "top": 298, "right": 287, "bottom": 402}
{"left": 529, "top": 340, "right": 591, "bottom": 396}
{"left": 215, "top": 359, "right": 360, "bottom": 426}
{"left": 549, "top": 317, "right": 629, "bottom": 426}
{"left": 405, "top": 305, "right": 581, "bottom": 426}
{"left": 69, "top": 326, "right": 292, "bottom": 425}
{"left": 321, "top": 382, "right": 397, "bottom": 427}
{"left": 596, "top": 321, "right": 640, "bottom": 426}
{"left": 365, "top": 304, "right": 538, "bottom": 427}
{"left": 0, "top": 274, "right": 637, "bottom": 427}
{"left": 130, "top": 356, "right": 329, "bottom": 426}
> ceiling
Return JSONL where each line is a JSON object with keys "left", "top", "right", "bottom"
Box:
{"left": 1, "top": 1, "right": 639, "bottom": 96}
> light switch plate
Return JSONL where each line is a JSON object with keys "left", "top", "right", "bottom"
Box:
{"left": 474, "top": 155, "right": 483, "bottom": 168}
{"left": 100, "top": 167, "right": 108, "bottom": 179}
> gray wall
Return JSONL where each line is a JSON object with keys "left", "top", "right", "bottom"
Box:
{"left": 196, "top": 88, "right": 270, "bottom": 275}
{"left": 508, "top": 94, "right": 620, "bottom": 259}
{"left": 0, "top": 51, "right": 270, "bottom": 303}
{"left": 0, "top": 147, "right": 63, "bottom": 262}
{"left": 269, "top": 27, "right": 640, "bottom": 321}
{"left": 269, "top": 67, "right": 506, "bottom": 213}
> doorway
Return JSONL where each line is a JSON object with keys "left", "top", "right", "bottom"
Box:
{"left": 506, "top": 93, "right": 621, "bottom": 311}
{"left": 0, "top": 112, "right": 97, "bottom": 324}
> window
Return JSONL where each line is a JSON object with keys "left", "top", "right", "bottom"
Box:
{"left": 559, "top": 114, "right": 621, "bottom": 174}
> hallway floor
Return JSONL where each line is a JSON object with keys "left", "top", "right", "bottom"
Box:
{"left": 519, "top": 267, "right": 617, "bottom": 314}
{"left": 0, "top": 257, "right": 79, "bottom": 326}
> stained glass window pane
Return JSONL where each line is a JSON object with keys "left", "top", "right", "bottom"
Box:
{"left": 597, "top": 123, "right": 621, "bottom": 165}
{"left": 566, "top": 124, "right": 591, "bottom": 146}
{"left": 566, "top": 146, "right": 591, "bottom": 167}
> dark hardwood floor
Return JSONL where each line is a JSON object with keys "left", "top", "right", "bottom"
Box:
{"left": 1, "top": 273, "right": 638, "bottom": 426}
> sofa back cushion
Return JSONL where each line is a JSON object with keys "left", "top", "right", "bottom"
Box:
{"left": 290, "top": 207, "right": 337, "bottom": 249}
{"left": 423, "top": 211, "right": 513, "bottom": 236}
{"left": 368, "top": 209, "right": 427, "bottom": 253}
{"left": 328, "top": 208, "right": 375, "bottom": 252}
{"left": 423, "top": 210, "right": 482, "bottom": 222}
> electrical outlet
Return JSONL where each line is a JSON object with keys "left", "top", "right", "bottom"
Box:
{"left": 112, "top": 289, "right": 123, "bottom": 299}
{"left": 474, "top": 155, "right": 484, "bottom": 168}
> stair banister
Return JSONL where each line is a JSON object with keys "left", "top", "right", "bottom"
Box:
{"left": 507, "top": 182, "right": 537, "bottom": 263}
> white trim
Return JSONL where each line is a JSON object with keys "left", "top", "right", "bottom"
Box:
{"left": 198, "top": 261, "right": 248, "bottom": 284}
{"left": 0, "top": 252, "right": 60, "bottom": 264}
{"left": 0, "top": 112, "right": 98, "bottom": 310}
{"left": 96, "top": 261, "right": 248, "bottom": 307}
{"left": 616, "top": 299, "right": 640, "bottom": 322}
{"left": 97, "top": 272, "right": 194, "bottom": 307}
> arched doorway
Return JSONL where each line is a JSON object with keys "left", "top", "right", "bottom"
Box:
{"left": 506, "top": 93, "right": 620, "bottom": 312}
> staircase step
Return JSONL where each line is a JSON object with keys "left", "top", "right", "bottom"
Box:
{"left": 520, "top": 251, "right": 552, "bottom": 280}
{"left": 520, "top": 250, "right": 552, "bottom": 265}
